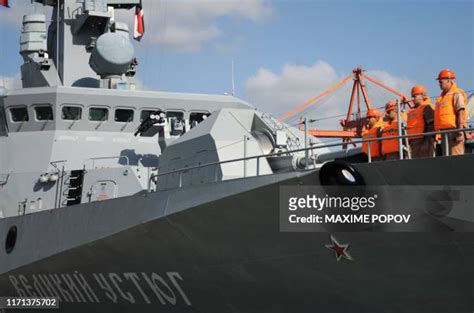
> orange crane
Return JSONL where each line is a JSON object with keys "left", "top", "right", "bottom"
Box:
{"left": 278, "top": 67, "right": 409, "bottom": 141}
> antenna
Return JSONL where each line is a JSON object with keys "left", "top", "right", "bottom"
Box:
{"left": 56, "top": 0, "right": 60, "bottom": 86}
{"left": 231, "top": 58, "right": 235, "bottom": 96}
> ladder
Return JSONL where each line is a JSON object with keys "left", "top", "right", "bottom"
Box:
{"left": 63, "top": 170, "right": 85, "bottom": 206}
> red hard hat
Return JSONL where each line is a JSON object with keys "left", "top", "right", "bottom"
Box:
{"left": 411, "top": 85, "right": 427, "bottom": 97}
{"left": 437, "top": 69, "right": 456, "bottom": 80}
{"left": 366, "top": 109, "right": 381, "bottom": 118}
{"left": 385, "top": 101, "right": 397, "bottom": 112}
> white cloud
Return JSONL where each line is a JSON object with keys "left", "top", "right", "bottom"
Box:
{"left": 1, "top": 0, "right": 274, "bottom": 53}
{"left": 0, "top": 73, "right": 22, "bottom": 90}
{"left": 152, "top": 24, "right": 221, "bottom": 53}
{"left": 0, "top": 1, "right": 51, "bottom": 29}
{"left": 132, "top": 76, "right": 153, "bottom": 91}
{"left": 213, "top": 36, "right": 245, "bottom": 54}
{"left": 115, "top": 0, "right": 274, "bottom": 52}
{"left": 244, "top": 60, "right": 414, "bottom": 130}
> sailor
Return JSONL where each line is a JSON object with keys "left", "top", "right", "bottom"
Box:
{"left": 381, "top": 101, "right": 405, "bottom": 160}
{"left": 434, "top": 69, "right": 467, "bottom": 156}
{"left": 361, "top": 109, "right": 383, "bottom": 161}
{"left": 406, "top": 85, "right": 435, "bottom": 158}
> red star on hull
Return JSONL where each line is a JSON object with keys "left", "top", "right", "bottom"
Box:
{"left": 325, "top": 235, "right": 354, "bottom": 262}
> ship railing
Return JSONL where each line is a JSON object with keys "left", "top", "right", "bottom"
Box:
{"left": 83, "top": 156, "right": 130, "bottom": 169}
{"left": 50, "top": 156, "right": 132, "bottom": 170}
{"left": 0, "top": 173, "right": 10, "bottom": 186}
{"left": 149, "top": 126, "right": 474, "bottom": 192}
{"left": 362, "top": 126, "right": 474, "bottom": 162}
{"left": 50, "top": 160, "right": 68, "bottom": 171}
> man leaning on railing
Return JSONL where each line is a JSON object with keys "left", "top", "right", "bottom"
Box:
{"left": 405, "top": 85, "right": 435, "bottom": 159}
{"left": 434, "top": 69, "right": 468, "bottom": 156}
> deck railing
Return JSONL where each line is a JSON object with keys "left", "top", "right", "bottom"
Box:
{"left": 148, "top": 126, "right": 474, "bottom": 192}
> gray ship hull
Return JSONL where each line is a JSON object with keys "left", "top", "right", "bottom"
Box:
{"left": 1, "top": 155, "right": 473, "bottom": 313}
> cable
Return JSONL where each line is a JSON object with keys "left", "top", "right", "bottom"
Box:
{"left": 286, "top": 88, "right": 474, "bottom": 126}
{"left": 285, "top": 83, "right": 348, "bottom": 125}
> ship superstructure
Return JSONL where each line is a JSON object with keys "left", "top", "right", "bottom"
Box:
{"left": 0, "top": 0, "right": 323, "bottom": 218}
{"left": 0, "top": 1, "right": 472, "bottom": 313}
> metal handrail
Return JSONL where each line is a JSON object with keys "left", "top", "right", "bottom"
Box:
{"left": 83, "top": 156, "right": 130, "bottom": 168}
{"left": 153, "top": 127, "right": 474, "bottom": 182}
{"left": 50, "top": 159, "right": 68, "bottom": 172}
{"left": 0, "top": 173, "right": 10, "bottom": 186}
{"left": 360, "top": 127, "right": 473, "bottom": 148}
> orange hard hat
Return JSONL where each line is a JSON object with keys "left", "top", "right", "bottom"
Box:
{"left": 437, "top": 68, "right": 456, "bottom": 80}
{"left": 385, "top": 101, "right": 397, "bottom": 112}
{"left": 366, "top": 109, "right": 381, "bottom": 118}
{"left": 411, "top": 85, "right": 427, "bottom": 97}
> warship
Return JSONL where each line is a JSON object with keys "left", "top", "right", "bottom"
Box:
{"left": 0, "top": 1, "right": 473, "bottom": 312}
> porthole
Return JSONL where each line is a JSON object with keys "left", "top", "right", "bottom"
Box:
{"left": 5, "top": 225, "right": 17, "bottom": 254}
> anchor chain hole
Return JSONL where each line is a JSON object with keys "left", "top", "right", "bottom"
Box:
{"left": 5, "top": 226, "right": 17, "bottom": 254}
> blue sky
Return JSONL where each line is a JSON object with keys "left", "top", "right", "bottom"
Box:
{"left": 139, "top": 0, "right": 474, "bottom": 95}
{"left": 1, "top": 0, "right": 473, "bottom": 125}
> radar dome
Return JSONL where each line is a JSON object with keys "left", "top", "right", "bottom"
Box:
{"left": 89, "top": 31, "right": 134, "bottom": 76}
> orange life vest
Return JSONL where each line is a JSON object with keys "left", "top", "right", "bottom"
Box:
{"left": 381, "top": 120, "right": 400, "bottom": 155}
{"left": 407, "top": 99, "right": 432, "bottom": 140}
{"left": 434, "top": 82, "right": 467, "bottom": 130}
{"left": 361, "top": 120, "right": 383, "bottom": 158}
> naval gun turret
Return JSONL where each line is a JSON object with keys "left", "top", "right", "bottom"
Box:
{"left": 20, "top": 0, "right": 141, "bottom": 89}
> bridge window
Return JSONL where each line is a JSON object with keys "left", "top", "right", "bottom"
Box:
{"left": 9, "top": 107, "right": 29, "bottom": 122}
{"left": 166, "top": 111, "right": 185, "bottom": 136}
{"left": 34, "top": 106, "right": 54, "bottom": 121}
{"left": 190, "top": 112, "right": 210, "bottom": 128}
{"left": 89, "top": 107, "right": 108, "bottom": 121}
{"left": 140, "top": 109, "right": 160, "bottom": 122}
{"left": 166, "top": 111, "right": 184, "bottom": 120}
{"left": 115, "top": 109, "right": 134, "bottom": 122}
{"left": 62, "top": 106, "right": 82, "bottom": 120}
